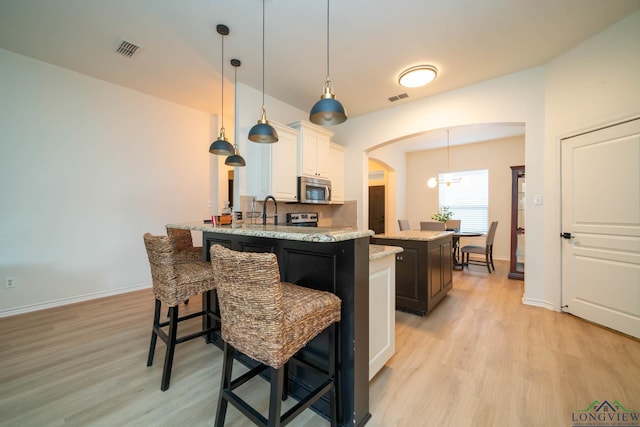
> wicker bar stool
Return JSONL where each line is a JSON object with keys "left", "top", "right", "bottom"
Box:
{"left": 210, "top": 244, "right": 341, "bottom": 427}
{"left": 166, "top": 227, "right": 202, "bottom": 263}
{"left": 166, "top": 227, "right": 203, "bottom": 306}
{"left": 143, "top": 233, "right": 219, "bottom": 391}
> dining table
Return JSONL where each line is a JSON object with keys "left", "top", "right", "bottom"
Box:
{"left": 449, "top": 229, "right": 484, "bottom": 270}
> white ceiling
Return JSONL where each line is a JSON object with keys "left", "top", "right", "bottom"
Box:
{"left": 1, "top": 0, "right": 639, "bottom": 149}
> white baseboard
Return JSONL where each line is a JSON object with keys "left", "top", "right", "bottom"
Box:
{"left": 0, "top": 282, "right": 151, "bottom": 318}
{"left": 522, "top": 296, "right": 557, "bottom": 312}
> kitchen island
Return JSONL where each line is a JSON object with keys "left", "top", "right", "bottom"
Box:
{"left": 167, "top": 222, "right": 374, "bottom": 427}
{"left": 370, "top": 230, "right": 453, "bottom": 316}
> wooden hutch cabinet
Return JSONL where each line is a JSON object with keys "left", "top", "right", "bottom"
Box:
{"left": 509, "top": 165, "right": 525, "bottom": 280}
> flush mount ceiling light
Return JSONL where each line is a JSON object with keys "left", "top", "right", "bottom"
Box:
{"left": 225, "top": 59, "right": 246, "bottom": 167}
{"left": 309, "top": 0, "right": 347, "bottom": 126}
{"left": 209, "top": 24, "right": 235, "bottom": 156}
{"left": 398, "top": 65, "right": 438, "bottom": 88}
{"left": 248, "top": 0, "right": 278, "bottom": 143}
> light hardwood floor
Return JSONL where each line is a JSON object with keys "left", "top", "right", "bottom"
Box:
{"left": 1, "top": 261, "right": 639, "bottom": 426}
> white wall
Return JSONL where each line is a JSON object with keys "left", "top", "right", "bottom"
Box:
{"left": 542, "top": 10, "right": 640, "bottom": 309}
{"left": 0, "top": 49, "right": 214, "bottom": 315}
{"left": 404, "top": 136, "right": 525, "bottom": 260}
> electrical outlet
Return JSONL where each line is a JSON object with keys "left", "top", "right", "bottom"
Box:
{"left": 5, "top": 277, "right": 15, "bottom": 289}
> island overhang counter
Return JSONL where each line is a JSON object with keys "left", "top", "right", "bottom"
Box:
{"left": 166, "top": 222, "right": 374, "bottom": 427}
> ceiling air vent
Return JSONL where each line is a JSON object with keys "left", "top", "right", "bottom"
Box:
{"left": 388, "top": 93, "right": 409, "bottom": 102}
{"left": 115, "top": 40, "right": 140, "bottom": 58}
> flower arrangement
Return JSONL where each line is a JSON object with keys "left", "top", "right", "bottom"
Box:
{"left": 432, "top": 206, "right": 454, "bottom": 222}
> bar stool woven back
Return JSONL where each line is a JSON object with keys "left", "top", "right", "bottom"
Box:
{"left": 143, "top": 233, "right": 218, "bottom": 391}
{"left": 210, "top": 244, "right": 341, "bottom": 426}
{"left": 166, "top": 227, "right": 202, "bottom": 263}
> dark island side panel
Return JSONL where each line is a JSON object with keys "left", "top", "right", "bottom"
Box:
{"left": 202, "top": 231, "right": 371, "bottom": 427}
{"left": 370, "top": 234, "right": 453, "bottom": 316}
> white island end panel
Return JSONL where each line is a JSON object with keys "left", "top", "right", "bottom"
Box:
{"left": 369, "top": 245, "right": 400, "bottom": 380}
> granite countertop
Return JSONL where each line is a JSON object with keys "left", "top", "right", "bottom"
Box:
{"left": 372, "top": 230, "right": 453, "bottom": 241}
{"left": 369, "top": 244, "right": 403, "bottom": 261}
{"left": 166, "top": 221, "right": 374, "bottom": 243}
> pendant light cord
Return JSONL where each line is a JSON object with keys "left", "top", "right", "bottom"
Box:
{"left": 447, "top": 130, "right": 450, "bottom": 171}
{"left": 220, "top": 32, "right": 225, "bottom": 130}
{"left": 261, "top": 0, "right": 266, "bottom": 110}
{"left": 234, "top": 63, "right": 237, "bottom": 151}
{"left": 326, "top": 0, "right": 330, "bottom": 80}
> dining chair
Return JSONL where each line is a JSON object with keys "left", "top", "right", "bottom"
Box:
{"left": 210, "top": 244, "right": 341, "bottom": 427}
{"left": 398, "top": 219, "right": 411, "bottom": 231}
{"left": 445, "top": 219, "right": 461, "bottom": 230}
{"left": 461, "top": 221, "right": 499, "bottom": 273}
{"left": 143, "top": 233, "right": 219, "bottom": 391}
{"left": 420, "top": 221, "right": 446, "bottom": 231}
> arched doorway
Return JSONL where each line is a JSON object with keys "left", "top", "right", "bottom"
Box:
{"left": 367, "top": 158, "right": 396, "bottom": 235}
{"left": 366, "top": 122, "right": 525, "bottom": 243}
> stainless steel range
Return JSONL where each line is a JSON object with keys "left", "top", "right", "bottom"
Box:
{"left": 285, "top": 212, "right": 318, "bottom": 227}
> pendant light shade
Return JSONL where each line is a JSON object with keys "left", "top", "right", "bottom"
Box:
{"left": 209, "top": 24, "right": 235, "bottom": 156}
{"left": 225, "top": 58, "right": 246, "bottom": 167}
{"left": 249, "top": 0, "right": 278, "bottom": 144}
{"left": 210, "top": 129, "right": 234, "bottom": 155}
{"left": 225, "top": 147, "right": 246, "bottom": 166}
{"left": 248, "top": 108, "right": 278, "bottom": 143}
{"left": 225, "top": 145, "right": 246, "bottom": 167}
{"left": 310, "top": 0, "right": 347, "bottom": 126}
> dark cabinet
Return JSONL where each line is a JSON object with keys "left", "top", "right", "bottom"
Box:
{"left": 394, "top": 247, "right": 420, "bottom": 310}
{"left": 509, "top": 165, "right": 525, "bottom": 280}
{"left": 429, "top": 241, "right": 452, "bottom": 303}
{"left": 371, "top": 234, "right": 452, "bottom": 316}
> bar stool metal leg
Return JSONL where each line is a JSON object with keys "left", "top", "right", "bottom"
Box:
{"left": 161, "top": 306, "right": 179, "bottom": 391}
{"left": 214, "top": 343, "right": 234, "bottom": 427}
{"left": 147, "top": 299, "right": 161, "bottom": 366}
{"left": 268, "top": 367, "right": 284, "bottom": 427}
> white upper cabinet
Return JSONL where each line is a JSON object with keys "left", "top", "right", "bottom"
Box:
{"left": 289, "top": 120, "right": 334, "bottom": 179}
{"left": 329, "top": 142, "right": 345, "bottom": 203}
{"left": 246, "top": 121, "right": 298, "bottom": 202}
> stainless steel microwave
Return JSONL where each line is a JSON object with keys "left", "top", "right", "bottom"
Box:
{"left": 298, "top": 176, "right": 332, "bottom": 204}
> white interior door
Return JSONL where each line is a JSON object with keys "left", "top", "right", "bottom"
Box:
{"left": 561, "top": 118, "right": 640, "bottom": 339}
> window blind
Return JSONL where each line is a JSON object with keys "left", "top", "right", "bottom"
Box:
{"left": 438, "top": 169, "right": 489, "bottom": 233}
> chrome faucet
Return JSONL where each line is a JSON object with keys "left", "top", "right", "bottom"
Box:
{"left": 262, "top": 195, "right": 278, "bottom": 225}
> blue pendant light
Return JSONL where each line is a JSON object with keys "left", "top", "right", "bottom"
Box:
{"left": 209, "top": 24, "right": 235, "bottom": 156}
{"left": 225, "top": 59, "right": 246, "bottom": 167}
{"left": 309, "top": 0, "right": 347, "bottom": 126}
{"left": 248, "top": 0, "right": 278, "bottom": 143}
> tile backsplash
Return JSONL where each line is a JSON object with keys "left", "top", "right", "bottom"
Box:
{"left": 238, "top": 195, "right": 357, "bottom": 228}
